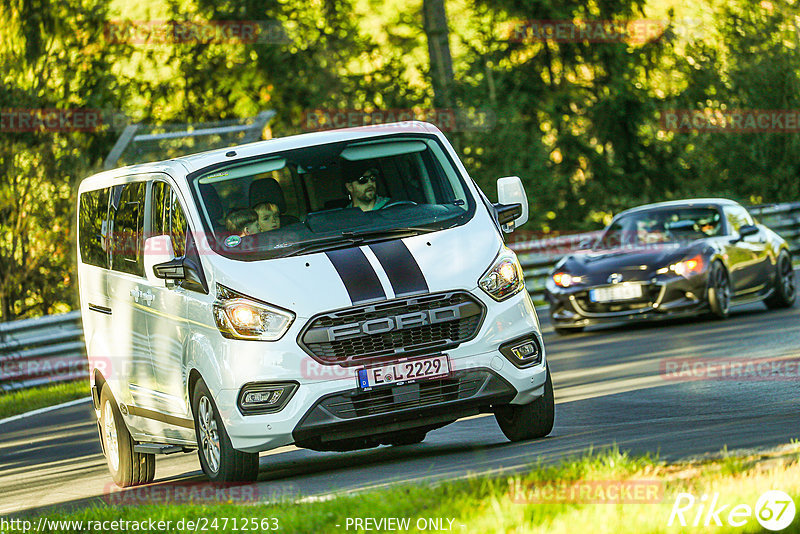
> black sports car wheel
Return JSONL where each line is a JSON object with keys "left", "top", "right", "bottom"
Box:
{"left": 765, "top": 252, "right": 796, "bottom": 309}
{"left": 708, "top": 261, "right": 731, "bottom": 319}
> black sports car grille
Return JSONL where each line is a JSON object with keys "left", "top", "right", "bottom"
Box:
{"left": 299, "top": 291, "right": 485, "bottom": 366}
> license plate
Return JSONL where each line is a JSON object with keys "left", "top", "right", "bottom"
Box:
{"left": 356, "top": 355, "right": 450, "bottom": 390}
{"left": 590, "top": 284, "right": 643, "bottom": 302}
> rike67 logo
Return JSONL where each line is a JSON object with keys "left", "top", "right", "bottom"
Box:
{"left": 669, "top": 490, "right": 796, "bottom": 531}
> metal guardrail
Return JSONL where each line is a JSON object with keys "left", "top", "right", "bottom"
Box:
{"left": 0, "top": 204, "right": 797, "bottom": 392}
{"left": 0, "top": 311, "right": 85, "bottom": 391}
{"left": 510, "top": 202, "right": 800, "bottom": 302}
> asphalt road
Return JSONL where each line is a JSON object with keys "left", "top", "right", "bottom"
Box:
{"left": 2, "top": 301, "right": 799, "bottom": 516}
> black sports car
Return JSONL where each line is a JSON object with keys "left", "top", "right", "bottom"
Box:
{"left": 545, "top": 199, "right": 796, "bottom": 334}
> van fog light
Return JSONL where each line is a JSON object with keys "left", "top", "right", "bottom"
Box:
{"left": 238, "top": 382, "right": 298, "bottom": 415}
{"left": 499, "top": 335, "right": 542, "bottom": 368}
{"left": 244, "top": 390, "right": 281, "bottom": 405}
{"left": 512, "top": 343, "right": 538, "bottom": 360}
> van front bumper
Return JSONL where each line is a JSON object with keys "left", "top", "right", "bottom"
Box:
{"left": 291, "top": 368, "right": 516, "bottom": 451}
{"left": 214, "top": 289, "right": 549, "bottom": 453}
{"left": 218, "top": 354, "right": 548, "bottom": 453}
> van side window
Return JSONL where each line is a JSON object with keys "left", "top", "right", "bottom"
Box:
{"left": 152, "top": 180, "right": 169, "bottom": 236}
{"left": 78, "top": 187, "right": 110, "bottom": 268}
{"left": 171, "top": 193, "right": 188, "bottom": 257}
{"left": 110, "top": 182, "right": 145, "bottom": 276}
{"left": 151, "top": 181, "right": 188, "bottom": 257}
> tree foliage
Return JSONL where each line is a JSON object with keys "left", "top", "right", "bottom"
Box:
{"left": 1, "top": 0, "right": 799, "bottom": 319}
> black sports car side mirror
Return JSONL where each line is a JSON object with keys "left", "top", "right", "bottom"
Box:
{"left": 730, "top": 224, "right": 759, "bottom": 243}
{"left": 739, "top": 224, "right": 759, "bottom": 238}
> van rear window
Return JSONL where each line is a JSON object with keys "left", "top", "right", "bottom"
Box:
{"left": 78, "top": 187, "right": 110, "bottom": 268}
{"left": 109, "top": 182, "right": 146, "bottom": 276}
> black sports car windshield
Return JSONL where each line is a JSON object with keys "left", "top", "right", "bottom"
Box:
{"left": 190, "top": 135, "right": 475, "bottom": 260}
{"left": 597, "top": 207, "right": 723, "bottom": 249}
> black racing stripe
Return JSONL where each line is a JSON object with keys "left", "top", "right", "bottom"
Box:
{"left": 127, "top": 405, "right": 194, "bottom": 429}
{"left": 325, "top": 248, "right": 386, "bottom": 304}
{"left": 369, "top": 240, "right": 429, "bottom": 296}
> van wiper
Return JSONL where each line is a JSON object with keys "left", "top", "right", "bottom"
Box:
{"left": 340, "top": 227, "right": 435, "bottom": 240}
{"left": 274, "top": 234, "right": 364, "bottom": 258}
{"left": 276, "top": 227, "right": 435, "bottom": 258}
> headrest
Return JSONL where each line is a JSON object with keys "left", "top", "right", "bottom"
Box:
{"left": 198, "top": 183, "right": 224, "bottom": 224}
{"left": 249, "top": 178, "right": 287, "bottom": 213}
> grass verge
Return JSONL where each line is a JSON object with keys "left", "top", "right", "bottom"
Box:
{"left": 29, "top": 443, "right": 800, "bottom": 533}
{"left": 0, "top": 379, "right": 90, "bottom": 420}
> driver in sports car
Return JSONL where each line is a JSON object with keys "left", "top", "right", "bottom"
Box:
{"left": 345, "top": 167, "right": 391, "bottom": 211}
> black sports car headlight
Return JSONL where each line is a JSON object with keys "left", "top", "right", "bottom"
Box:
{"left": 552, "top": 272, "right": 584, "bottom": 288}
{"left": 657, "top": 254, "right": 706, "bottom": 278}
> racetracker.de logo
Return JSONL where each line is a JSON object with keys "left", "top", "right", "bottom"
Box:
{"left": 104, "top": 20, "right": 290, "bottom": 45}
{"left": 660, "top": 109, "right": 800, "bottom": 133}
{"left": 0, "top": 109, "right": 106, "bottom": 132}
{"left": 504, "top": 18, "right": 703, "bottom": 44}
{"left": 0, "top": 357, "right": 88, "bottom": 382}
{"left": 301, "top": 108, "right": 496, "bottom": 133}
{"left": 507, "top": 478, "right": 664, "bottom": 504}
{"left": 660, "top": 356, "right": 800, "bottom": 382}
{"left": 104, "top": 482, "right": 261, "bottom": 505}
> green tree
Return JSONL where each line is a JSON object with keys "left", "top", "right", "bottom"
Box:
{"left": 0, "top": 0, "right": 133, "bottom": 319}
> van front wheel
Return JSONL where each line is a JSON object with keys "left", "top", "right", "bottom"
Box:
{"left": 494, "top": 367, "right": 555, "bottom": 442}
{"left": 99, "top": 384, "right": 155, "bottom": 487}
{"left": 192, "top": 380, "right": 259, "bottom": 483}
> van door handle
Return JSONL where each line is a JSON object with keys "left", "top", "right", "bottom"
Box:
{"left": 88, "top": 303, "right": 112, "bottom": 315}
{"left": 130, "top": 288, "right": 141, "bottom": 302}
{"left": 141, "top": 291, "right": 155, "bottom": 305}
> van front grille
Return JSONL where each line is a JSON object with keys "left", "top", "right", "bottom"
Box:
{"left": 298, "top": 291, "right": 485, "bottom": 366}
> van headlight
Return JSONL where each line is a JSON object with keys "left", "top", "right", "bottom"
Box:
{"left": 479, "top": 247, "right": 525, "bottom": 301}
{"left": 213, "top": 285, "right": 294, "bottom": 341}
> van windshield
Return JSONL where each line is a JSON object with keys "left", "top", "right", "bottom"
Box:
{"left": 190, "top": 135, "right": 475, "bottom": 260}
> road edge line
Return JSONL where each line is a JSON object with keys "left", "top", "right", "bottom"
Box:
{"left": 0, "top": 396, "right": 92, "bottom": 427}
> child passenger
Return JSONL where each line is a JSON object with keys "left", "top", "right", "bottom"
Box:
{"left": 225, "top": 208, "right": 259, "bottom": 236}
{"left": 253, "top": 202, "right": 280, "bottom": 232}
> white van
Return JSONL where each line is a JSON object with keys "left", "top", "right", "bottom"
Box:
{"left": 77, "top": 121, "right": 553, "bottom": 486}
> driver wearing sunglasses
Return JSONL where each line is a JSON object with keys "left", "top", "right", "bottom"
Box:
{"left": 344, "top": 167, "right": 391, "bottom": 211}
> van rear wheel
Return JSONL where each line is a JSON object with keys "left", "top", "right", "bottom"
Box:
{"left": 192, "top": 379, "right": 259, "bottom": 483}
{"left": 99, "top": 384, "right": 155, "bottom": 487}
{"left": 494, "top": 367, "right": 555, "bottom": 442}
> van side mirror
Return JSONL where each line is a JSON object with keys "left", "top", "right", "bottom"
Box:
{"left": 144, "top": 235, "right": 175, "bottom": 285}
{"left": 153, "top": 257, "right": 209, "bottom": 294}
{"left": 153, "top": 258, "right": 185, "bottom": 280}
{"left": 496, "top": 176, "right": 529, "bottom": 232}
{"left": 496, "top": 203, "right": 522, "bottom": 226}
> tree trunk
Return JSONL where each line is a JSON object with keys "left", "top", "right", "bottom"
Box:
{"left": 0, "top": 291, "right": 11, "bottom": 324}
{"left": 423, "top": 0, "right": 455, "bottom": 109}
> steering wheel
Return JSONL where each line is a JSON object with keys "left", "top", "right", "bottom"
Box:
{"left": 382, "top": 200, "right": 417, "bottom": 209}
